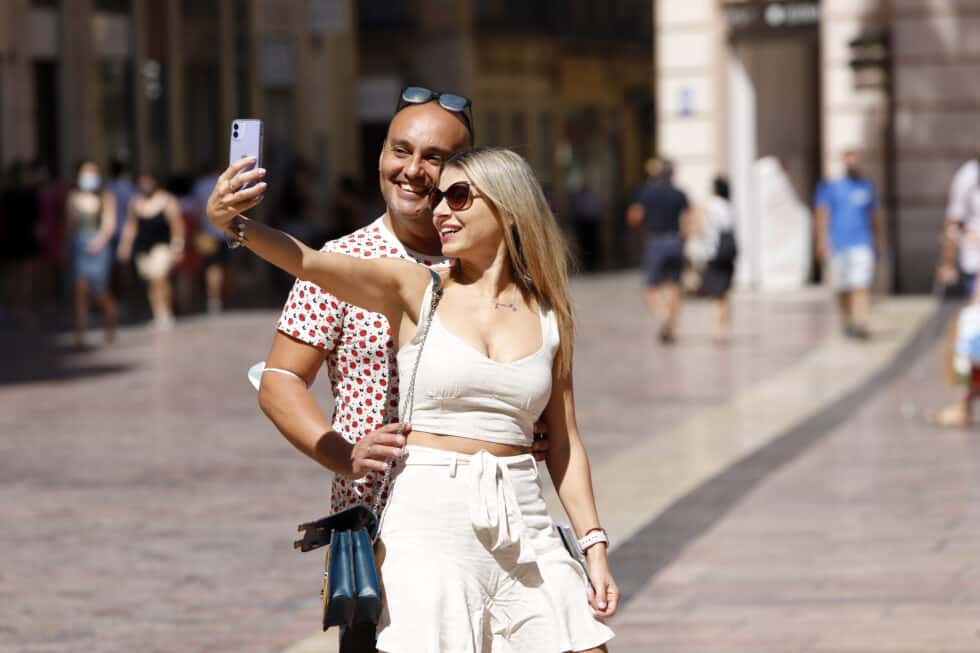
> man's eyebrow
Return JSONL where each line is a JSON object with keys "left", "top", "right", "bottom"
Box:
{"left": 389, "top": 139, "right": 451, "bottom": 158}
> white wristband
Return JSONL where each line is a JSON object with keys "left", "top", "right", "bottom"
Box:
{"left": 577, "top": 529, "right": 609, "bottom": 553}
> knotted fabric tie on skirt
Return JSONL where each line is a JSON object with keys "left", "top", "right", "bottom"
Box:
{"left": 464, "top": 450, "right": 538, "bottom": 565}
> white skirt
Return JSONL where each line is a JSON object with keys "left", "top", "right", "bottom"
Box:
{"left": 376, "top": 445, "right": 615, "bottom": 653}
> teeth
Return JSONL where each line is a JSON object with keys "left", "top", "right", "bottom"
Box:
{"left": 399, "top": 183, "right": 425, "bottom": 194}
{"left": 441, "top": 228, "right": 459, "bottom": 235}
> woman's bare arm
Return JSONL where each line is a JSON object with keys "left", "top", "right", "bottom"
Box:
{"left": 217, "top": 214, "right": 427, "bottom": 324}
{"left": 117, "top": 202, "right": 137, "bottom": 260}
{"left": 544, "top": 361, "right": 619, "bottom": 619}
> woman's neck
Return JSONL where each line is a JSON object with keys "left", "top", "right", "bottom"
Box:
{"left": 452, "top": 248, "right": 515, "bottom": 298}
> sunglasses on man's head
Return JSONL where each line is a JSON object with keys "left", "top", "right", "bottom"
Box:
{"left": 429, "top": 181, "right": 479, "bottom": 211}
{"left": 397, "top": 86, "right": 474, "bottom": 141}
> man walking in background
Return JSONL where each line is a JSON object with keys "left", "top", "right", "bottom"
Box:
{"left": 627, "top": 157, "right": 691, "bottom": 344}
{"left": 814, "top": 149, "right": 883, "bottom": 340}
{"left": 936, "top": 148, "right": 980, "bottom": 295}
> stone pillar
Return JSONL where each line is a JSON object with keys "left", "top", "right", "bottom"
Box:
{"left": 892, "top": 0, "right": 980, "bottom": 291}
{"left": 0, "top": 0, "right": 36, "bottom": 168}
{"left": 166, "top": 0, "right": 186, "bottom": 171}
{"left": 217, "top": 0, "right": 237, "bottom": 140}
{"left": 59, "top": 0, "right": 99, "bottom": 178}
{"left": 654, "top": 0, "right": 728, "bottom": 202}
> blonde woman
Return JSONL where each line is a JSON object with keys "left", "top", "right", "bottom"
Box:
{"left": 209, "top": 147, "right": 617, "bottom": 652}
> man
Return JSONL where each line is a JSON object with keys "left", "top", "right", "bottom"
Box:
{"left": 937, "top": 150, "right": 980, "bottom": 294}
{"left": 627, "top": 157, "right": 691, "bottom": 344}
{"left": 208, "top": 89, "right": 545, "bottom": 651}
{"left": 929, "top": 150, "right": 980, "bottom": 428}
{"left": 814, "top": 149, "right": 883, "bottom": 340}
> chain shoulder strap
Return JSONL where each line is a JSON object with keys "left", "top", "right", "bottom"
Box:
{"left": 370, "top": 271, "right": 443, "bottom": 521}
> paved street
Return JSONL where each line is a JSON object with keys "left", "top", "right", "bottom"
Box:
{"left": 1, "top": 272, "right": 976, "bottom": 653}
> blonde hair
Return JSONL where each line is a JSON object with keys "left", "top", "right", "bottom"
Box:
{"left": 444, "top": 147, "right": 576, "bottom": 376}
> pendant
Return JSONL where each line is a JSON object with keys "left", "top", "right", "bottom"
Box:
{"left": 494, "top": 302, "right": 518, "bottom": 312}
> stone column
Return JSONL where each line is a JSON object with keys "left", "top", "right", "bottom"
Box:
{"left": 59, "top": 0, "right": 100, "bottom": 178}
{"left": 166, "top": 0, "right": 186, "bottom": 171}
{"left": 654, "top": 0, "right": 728, "bottom": 202}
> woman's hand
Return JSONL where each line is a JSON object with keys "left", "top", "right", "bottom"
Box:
{"left": 206, "top": 157, "right": 267, "bottom": 232}
{"left": 116, "top": 244, "right": 131, "bottom": 262}
{"left": 585, "top": 545, "right": 619, "bottom": 620}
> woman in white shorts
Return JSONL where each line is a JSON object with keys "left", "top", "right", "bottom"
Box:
{"left": 209, "top": 147, "right": 617, "bottom": 652}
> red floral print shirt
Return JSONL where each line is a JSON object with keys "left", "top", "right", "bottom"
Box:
{"left": 276, "top": 217, "right": 446, "bottom": 513}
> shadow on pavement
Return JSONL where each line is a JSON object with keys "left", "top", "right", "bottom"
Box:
{"left": 0, "top": 331, "right": 135, "bottom": 386}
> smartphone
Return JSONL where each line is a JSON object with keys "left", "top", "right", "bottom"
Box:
{"left": 229, "top": 119, "right": 263, "bottom": 189}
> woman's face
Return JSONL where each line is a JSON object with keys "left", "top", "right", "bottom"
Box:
{"left": 430, "top": 167, "right": 505, "bottom": 260}
{"left": 77, "top": 162, "right": 101, "bottom": 192}
{"left": 137, "top": 174, "right": 157, "bottom": 196}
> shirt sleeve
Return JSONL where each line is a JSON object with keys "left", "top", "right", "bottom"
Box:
{"left": 947, "top": 163, "right": 975, "bottom": 223}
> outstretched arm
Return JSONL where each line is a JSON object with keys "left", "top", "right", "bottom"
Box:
{"left": 544, "top": 362, "right": 619, "bottom": 620}
{"left": 206, "top": 158, "right": 426, "bottom": 322}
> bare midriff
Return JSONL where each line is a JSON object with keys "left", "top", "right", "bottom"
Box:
{"left": 407, "top": 430, "right": 532, "bottom": 457}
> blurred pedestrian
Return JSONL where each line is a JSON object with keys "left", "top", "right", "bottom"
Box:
{"left": 697, "top": 176, "right": 738, "bottom": 344}
{"left": 569, "top": 181, "right": 604, "bottom": 272}
{"left": 936, "top": 148, "right": 980, "bottom": 294}
{"left": 117, "top": 171, "right": 185, "bottom": 330}
{"left": 67, "top": 160, "right": 118, "bottom": 347}
{"left": 191, "top": 166, "right": 228, "bottom": 314}
{"left": 627, "top": 157, "right": 691, "bottom": 344}
{"left": 927, "top": 148, "right": 980, "bottom": 428}
{"left": 814, "top": 150, "right": 883, "bottom": 340}
{"left": 0, "top": 160, "right": 42, "bottom": 323}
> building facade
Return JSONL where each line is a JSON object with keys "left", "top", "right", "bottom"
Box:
{"left": 655, "top": 0, "right": 980, "bottom": 292}
{"left": 0, "top": 0, "right": 652, "bottom": 271}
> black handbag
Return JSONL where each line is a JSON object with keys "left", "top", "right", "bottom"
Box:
{"left": 293, "top": 270, "right": 444, "bottom": 638}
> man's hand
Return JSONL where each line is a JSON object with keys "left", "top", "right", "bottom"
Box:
{"left": 531, "top": 420, "right": 549, "bottom": 462}
{"left": 206, "top": 157, "right": 267, "bottom": 231}
{"left": 937, "top": 262, "right": 958, "bottom": 286}
{"left": 349, "top": 423, "right": 410, "bottom": 479}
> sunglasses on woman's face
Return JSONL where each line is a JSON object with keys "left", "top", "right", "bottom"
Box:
{"left": 429, "top": 181, "right": 478, "bottom": 211}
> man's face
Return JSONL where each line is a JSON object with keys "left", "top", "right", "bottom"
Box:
{"left": 844, "top": 151, "right": 861, "bottom": 176}
{"left": 378, "top": 103, "right": 471, "bottom": 226}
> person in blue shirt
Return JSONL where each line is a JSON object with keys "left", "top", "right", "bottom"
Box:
{"left": 814, "top": 150, "right": 883, "bottom": 340}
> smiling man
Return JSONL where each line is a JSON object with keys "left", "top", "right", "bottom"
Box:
{"left": 254, "top": 92, "right": 472, "bottom": 493}
{"left": 243, "top": 91, "right": 469, "bottom": 651}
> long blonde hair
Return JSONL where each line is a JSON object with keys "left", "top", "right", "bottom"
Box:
{"left": 444, "top": 147, "right": 576, "bottom": 376}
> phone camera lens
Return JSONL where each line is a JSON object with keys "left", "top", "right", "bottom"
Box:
{"left": 233, "top": 122, "right": 239, "bottom": 130}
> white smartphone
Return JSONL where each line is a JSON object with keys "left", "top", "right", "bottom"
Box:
{"left": 229, "top": 119, "right": 263, "bottom": 189}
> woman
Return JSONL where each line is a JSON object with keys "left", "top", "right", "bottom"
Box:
{"left": 699, "top": 176, "right": 737, "bottom": 344}
{"left": 117, "top": 172, "right": 185, "bottom": 330}
{"left": 210, "top": 148, "right": 617, "bottom": 652}
{"left": 66, "top": 160, "right": 118, "bottom": 346}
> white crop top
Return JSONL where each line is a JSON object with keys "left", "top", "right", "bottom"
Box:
{"left": 397, "top": 277, "right": 559, "bottom": 447}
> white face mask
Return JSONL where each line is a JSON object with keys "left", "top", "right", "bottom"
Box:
{"left": 78, "top": 172, "right": 100, "bottom": 192}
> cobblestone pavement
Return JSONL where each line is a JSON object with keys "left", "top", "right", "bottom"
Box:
{"left": 0, "top": 272, "right": 956, "bottom": 652}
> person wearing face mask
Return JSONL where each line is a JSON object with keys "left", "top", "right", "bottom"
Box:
{"left": 67, "top": 160, "right": 118, "bottom": 346}
{"left": 117, "top": 172, "right": 185, "bottom": 330}
{"left": 814, "top": 149, "right": 884, "bottom": 340}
